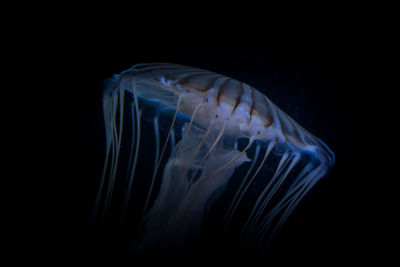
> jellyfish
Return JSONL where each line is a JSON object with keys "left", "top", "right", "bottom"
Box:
{"left": 91, "top": 63, "right": 334, "bottom": 257}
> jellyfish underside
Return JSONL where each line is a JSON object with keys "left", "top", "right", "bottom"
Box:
{"left": 92, "top": 63, "right": 334, "bottom": 258}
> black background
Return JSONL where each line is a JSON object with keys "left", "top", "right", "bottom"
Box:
{"left": 47, "top": 15, "right": 388, "bottom": 265}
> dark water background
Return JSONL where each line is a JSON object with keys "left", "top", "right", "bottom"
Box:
{"left": 45, "top": 18, "right": 386, "bottom": 265}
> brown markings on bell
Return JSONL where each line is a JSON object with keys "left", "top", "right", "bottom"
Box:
{"left": 216, "top": 78, "right": 231, "bottom": 106}
{"left": 179, "top": 73, "right": 218, "bottom": 92}
{"left": 263, "top": 95, "right": 274, "bottom": 128}
{"left": 263, "top": 121, "right": 272, "bottom": 129}
{"left": 204, "top": 76, "right": 221, "bottom": 92}
{"left": 248, "top": 86, "right": 255, "bottom": 124}
{"left": 231, "top": 82, "right": 244, "bottom": 114}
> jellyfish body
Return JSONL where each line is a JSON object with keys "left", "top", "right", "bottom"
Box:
{"left": 92, "top": 63, "right": 334, "bottom": 256}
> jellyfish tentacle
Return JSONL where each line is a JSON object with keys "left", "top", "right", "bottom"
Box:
{"left": 139, "top": 121, "right": 229, "bottom": 251}
{"left": 102, "top": 90, "right": 119, "bottom": 216}
{"left": 181, "top": 119, "right": 215, "bottom": 186}
{"left": 110, "top": 88, "right": 120, "bottom": 182}
{"left": 278, "top": 160, "right": 315, "bottom": 208}
{"left": 164, "top": 119, "right": 216, "bottom": 211}
{"left": 121, "top": 83, "right": 141, "bottom": 221}
{"left": 141, "top": 116, "right": 161, "bottom": 219}
{"left": 161, "top": 123, "right": 227, "bottom": 230}
{"left": 222, "top": 141, "right": 275, "bottom": 232}
{"left": 162, "top": 102, "right": 204, "bottom": 185}
{"left": 91, "top": 87, "right": 119, "bottom": 222}
{"left": 150, "top": 95, "right": 183, "bottom": 189}
{"left": 261, "top": 161, "right": 314, "bottom": 227}
{"left": 120, "top": 100, "right": 137, "bottom": 223}
{"left": 136, "top": 96, "right": 184, "bottom": 223}
{"left": 221, "top": 143, "right": 261, "bottom": 233}
{"left": 261, "top": 165, "right": 325, "bottom": 250}
{"left": 155, "top": 103, "right": 204, "bottom": 217}
{"left": 171, "top": 134, "right": 255, "bottom": 243}
{"left": 169, "top": 126, "right": 176, "bottom": 150}
{"left": 111, "top": 87, "right": 125, "bottom": 181}
{"left": 181, "top": 137, "right": 255, "bottom": 216}
{"left": 234, "top": 141, "right": 275, "bottom": 218}
{"left": 250, "top": 153, "right": 301, "bottom": 243}
{"left": 117, "top": 87, "right": 126, "bottom": 170}
{"left": 240, "top": 150, "right": 292, "bottom": 243}
{"left": 191, "top": 137, "right": 256, "bottom": 217}
{"left": 124, "top": 101, "right": 137, "bottom": 191}
{"left": 201, "top": 137, "right": 255, "bottom": 189}
{"left": 248, "top": 160, "right": 314, "bottom": 248}
{"left": 185, "top": 122, "right": 227, "bottom": 188}
{"left": 103, "top": 88, "right": 126, "bottom": 217}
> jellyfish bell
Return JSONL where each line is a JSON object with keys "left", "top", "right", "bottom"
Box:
{"left": 92, "top": 63, "right": 334, "bottom": 257}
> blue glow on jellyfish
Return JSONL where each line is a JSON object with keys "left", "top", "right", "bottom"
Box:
{"left": 91, "top": 63, "right": 334, "bottom": 258}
